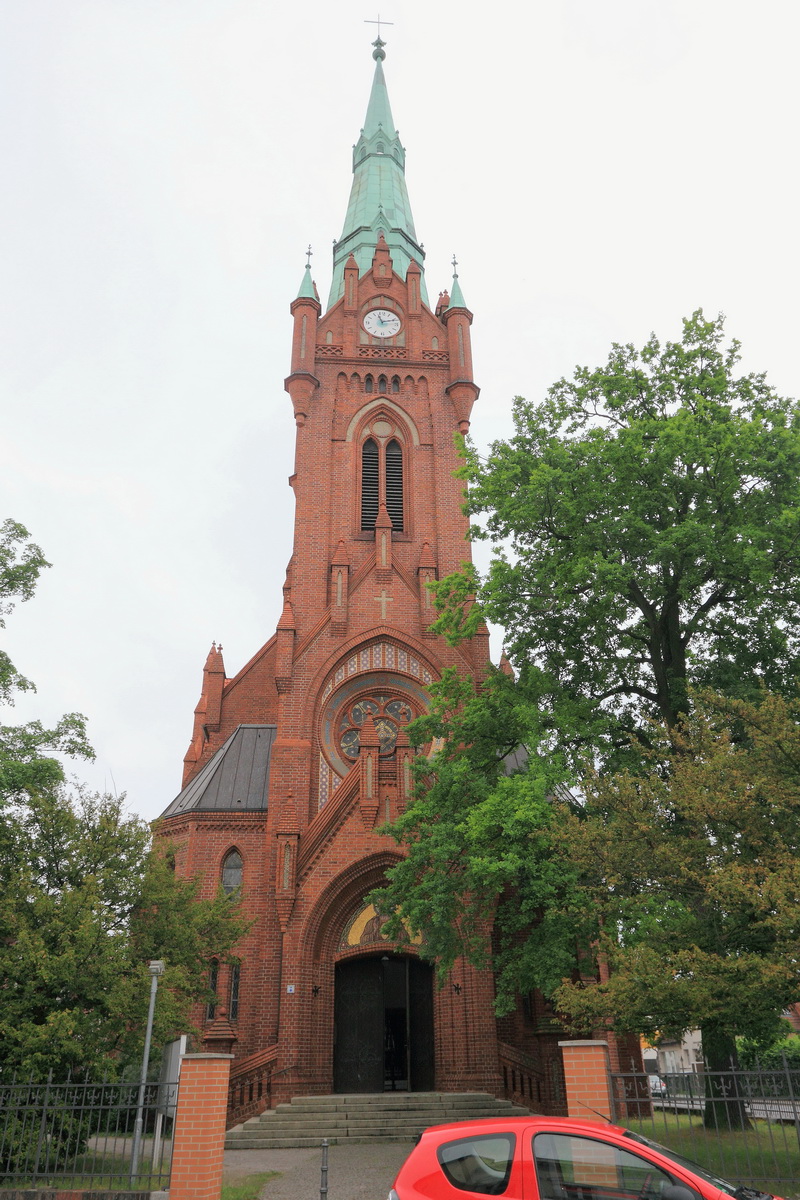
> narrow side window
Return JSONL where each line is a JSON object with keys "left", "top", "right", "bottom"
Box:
{"left": 207, "top": 960, "right": 219, "bottom": 1021}
{"left": 229, "top": 963, "right": 241, "bottom": 1021}
{"left": 222, "top": 849, "right": 243, "bottom": 895}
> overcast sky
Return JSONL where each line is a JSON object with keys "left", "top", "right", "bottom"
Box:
{"left": 2, "top": 0, "right": 798, "bottom": 821}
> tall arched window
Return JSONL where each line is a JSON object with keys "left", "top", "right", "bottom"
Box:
{"left": 385, "top": 440, "right": 404, "bottom": 531}
{"left": 365, "top": 374, "right": 374, "bottom": 393}
{"left": 378, "top": 374, "right": 388, "bottom": 393}
{"left": 361, "top": 439, "right": 380, "bottom": 529}
{"left": 361, "top": 436, "right": 404, "bottom": 532}
{"left": 207, "top": 960, "right": 219, "bottom": 1021}
{"left": 229, "top": 963, "right": 241, "bottom": 1021}
{"left": 222, "top": 849, "right": 243, "bottom": 895}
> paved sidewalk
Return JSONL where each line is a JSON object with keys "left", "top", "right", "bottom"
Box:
{"left": 223, "top": 1140, "right": 411, "bottom": 1200}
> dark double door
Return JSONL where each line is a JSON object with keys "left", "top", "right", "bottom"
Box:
{"left": 333, "top": 956, "right": 434, "bottom": 1093}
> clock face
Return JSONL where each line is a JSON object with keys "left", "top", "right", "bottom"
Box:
{"left": 364, "top": 308, "right": 401, "bottom": 339}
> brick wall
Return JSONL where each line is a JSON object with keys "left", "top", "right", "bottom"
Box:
{"left": 169, "top": 1054, "right": 232, "bottom": 1200}
{"left": 559, "top": 1040, "right": 614, "bottom": 1121}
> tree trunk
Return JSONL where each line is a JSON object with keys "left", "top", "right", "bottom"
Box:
{"left": 701, "top": 1021, "right": 750, "bottom": 1130}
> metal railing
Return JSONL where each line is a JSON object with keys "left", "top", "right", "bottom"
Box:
{"left": 0, "top": 1073, "right": 177, "bottom": 1191}
{"left": 610, "top": 1064, "right": 800, "bottom": 1191}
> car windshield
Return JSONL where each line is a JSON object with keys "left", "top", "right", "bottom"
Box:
{"left": 622, "top": 1130, "right": 772, "bottom": 1199}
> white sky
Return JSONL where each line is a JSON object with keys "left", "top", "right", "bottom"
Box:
{"left": 2, "top": 0, "right": 798, "bottom": 821}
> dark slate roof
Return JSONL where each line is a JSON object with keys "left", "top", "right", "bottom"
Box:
{"left": 159, "top": 725, "right": 276, "bottom": 819}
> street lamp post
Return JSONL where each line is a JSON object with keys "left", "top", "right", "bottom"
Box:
{"left": 130, "top": 959, "right": 165, "bottom": 1181}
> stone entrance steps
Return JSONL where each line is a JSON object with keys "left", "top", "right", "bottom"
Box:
{"left": 226, "top": 1091, "right": 530, "bottom": 1149}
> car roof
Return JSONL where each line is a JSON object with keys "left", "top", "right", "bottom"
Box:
{"left": 419, "top": 1117, "right": 628, "bottom": 1139}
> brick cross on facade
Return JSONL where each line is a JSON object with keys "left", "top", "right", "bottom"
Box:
{"left": 374, "top": 589, "right": 393, "bottom": 620}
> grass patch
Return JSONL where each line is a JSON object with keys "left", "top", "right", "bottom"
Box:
{"left": 625, "top": 1111, "right": 800, "bottom": 1195}
{"left": 0, "top": 1150, "right": 169, "bottom": 1192}
{"left": 221, "top": 1171, "right": 279, "bottom": 1200}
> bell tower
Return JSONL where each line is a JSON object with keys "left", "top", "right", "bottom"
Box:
{"left": 266, "top": 34, "right": 487, "bottom": 823}
{"left": 159, "top": 40, "right": 522, "bottom": 1110}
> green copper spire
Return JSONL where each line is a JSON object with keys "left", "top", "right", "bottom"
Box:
{"left": 296, "top": 264, "right": 316, "bottom": 301}
{"left": 447, "top": 256, "right": 467, "bottom": 310}
{"left": 327, "top": 39, "right": 428, "bottom": 310}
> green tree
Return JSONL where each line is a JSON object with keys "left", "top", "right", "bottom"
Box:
{"left": 373, "top": 668, "right": 582, "bottom": 1017}
{"left": 379, "top": 315, "right": 800, "bottom": 1098}
{"left": 377, "top": 687, "right": 800, "bottom": 1120}
{"left": 0, "top": 519, "right": 93, "bottom": 795}
{"left": 553, "top": 691, "right": 800, "bottom": 1122}
{"left": 436, "top": 311, "right": 800, "bottom": 765}
{"left": 0, "top": 519, "right": 247, "bottom": 1076}
{"left": 0, "top": 783, "right": 247, "bottom": 1077}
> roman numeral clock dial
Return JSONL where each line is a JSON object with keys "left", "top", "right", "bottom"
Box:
{"left": 363, "top": 308, "right": 401, "bottom": 338}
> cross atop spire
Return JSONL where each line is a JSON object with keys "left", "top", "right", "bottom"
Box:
{"left": 364, "top": 13, "right": 394, "bottom": 44}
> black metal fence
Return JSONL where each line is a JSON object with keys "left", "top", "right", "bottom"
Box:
{"left": 0, "top": 1073, "right": 177, "bottom": 1192}
{"left": 611, "top": 1064, "right": 800, "bottom": 1193}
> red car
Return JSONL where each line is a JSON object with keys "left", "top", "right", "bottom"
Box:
{"left": 388, "top": 1116, "right": 782, "bottom": 1200}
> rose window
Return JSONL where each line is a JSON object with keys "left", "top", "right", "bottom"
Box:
{"left": 339, "top": 695, "right": 414, "bottom": 760}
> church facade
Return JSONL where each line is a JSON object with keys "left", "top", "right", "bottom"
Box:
{"left": 158, "top": 41, "right": 568, "bottom": 1117}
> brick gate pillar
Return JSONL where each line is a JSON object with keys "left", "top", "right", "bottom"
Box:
{"left": 170, "top": 1052, "right": 233, "bottom": 1200}
{"left": 558, "top": 1040, "right": 614, "bottom": 1121}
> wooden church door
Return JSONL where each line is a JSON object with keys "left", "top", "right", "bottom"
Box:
{"left": 333, "top": 956, "right": 434, "bottom": 1092}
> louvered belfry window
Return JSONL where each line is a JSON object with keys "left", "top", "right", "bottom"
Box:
{"left": 361, "top": 438, "right": 380, "bottom": 529}
{"left": 360, "top": 436, "right": 404, "bottom": 532}
{"left": 385, "top": 439, "right": 404, "bottom": 531}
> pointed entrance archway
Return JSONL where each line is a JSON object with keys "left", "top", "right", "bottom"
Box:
{"left": 333, "top": 955, "right": 434, "bottom": 1093}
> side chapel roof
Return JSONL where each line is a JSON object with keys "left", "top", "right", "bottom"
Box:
{"left": 160, "top": 724, "right": 276, "bottom": 818}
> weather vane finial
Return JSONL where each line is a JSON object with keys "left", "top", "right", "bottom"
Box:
{"left": 364, "top": 13, "right": 393, "bottom": 59}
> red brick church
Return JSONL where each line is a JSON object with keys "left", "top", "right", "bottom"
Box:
{"left": 158, "top": 39, "right": 570, "bottom": 1118}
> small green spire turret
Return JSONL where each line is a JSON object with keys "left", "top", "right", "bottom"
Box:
{"left": 327, "top": 40, "right": 427, "bottom": 310}
{"left": 296, "top": 265, "right": 316, "bottom": 301}
{"left": 296, "top": 245, "right": 318, "bottom": 301}
{"left": 447, "top": 255, "right": 467, "bottom": 310}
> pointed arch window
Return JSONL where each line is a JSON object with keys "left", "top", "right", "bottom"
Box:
{"left": 385, "top": 440, "right": 404, "bottom": 531}
{"left": 391, "top": 375, "right": 401, "bottom": 393}
{"left": 378, "top": 374, "right": 388, "bottom": 393}
{"left": 222, "top": 849, "right": 243, "bottom": 895}
{"left": 361, "top": 439, "right": 380, "bottom": 529}
{"left": 207, "top": 959, "right": 219, "bottom": 1021}
{"left": 229, "top": 963, "right": 241, "bottom": 1021}
{"left": 365, "top": 374, "right": 374, "bottom": 393}
{"left": 361, "top": 435, "right": 404, "bottom": 533}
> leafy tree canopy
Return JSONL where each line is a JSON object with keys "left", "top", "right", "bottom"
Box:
{"left": 553, "top": 690, "right": 800, "bottom": 1069}
{"left": 378, "top": 316, "right": 800, "bottom": 1077}
{"left": 0, "top": 519, "right": 93, "bottom": 796}
{"left": 0, "top": 784, "right": 248, "bottom": 1077}
{"left": 0, "top": 519, "right": 247, "bottom": 1077}
{"left": 377, "top": 686, "right": 800, "bottom": 1073}
{"left": 435, "top": 312, "right": 800, "bottom": 765}
{"left": 373, "top": 667, "right": 582, "bottom": 1017}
